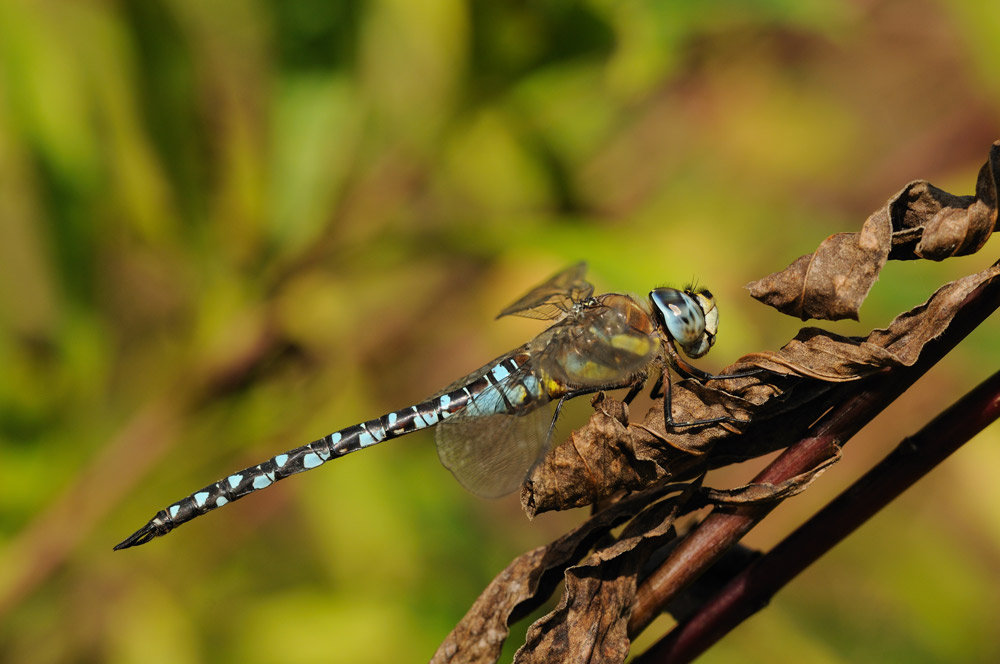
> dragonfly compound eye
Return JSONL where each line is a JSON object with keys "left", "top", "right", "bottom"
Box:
{"left": 649, "top": 287, "right": 714, "bottom": 359}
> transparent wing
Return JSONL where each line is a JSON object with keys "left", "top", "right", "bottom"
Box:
{"left": 531, "top": 302, "right": 660, "bottom": 389}
{"left": 435, "top": 369, "right": 554, "bottom": 498}
{"left": 496, "top": 262, "right": 594, "bottom": 321}
{"left": 436, "top": 409, "right": 552, "bottom": 498}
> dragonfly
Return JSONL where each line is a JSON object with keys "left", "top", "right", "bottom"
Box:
{"left": 115, "top": 263, "right": 728, "bottom": 550}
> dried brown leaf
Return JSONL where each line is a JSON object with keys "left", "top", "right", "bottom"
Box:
{"left": 701, "top": 449, "right": 841, "bottom": 505}
{"left": 514, "top": 498, "right": 687, "bottom": 664}
{"left": 521, "top": 389, "right": 748, "bottom": 517}
{"left": 433, "top": 546, "right": 549, "bottom": 664}
{"left": 748, "top": 141, "right": 999, "bottom": 320}
{"left": 866, "top": 264, "right": 1000, "bottom": 365}
{"left": 737, "top": 328, "right": 897, "bottom": 381}
{"left": 708, "top": 260, "right": 1000, "bottom": 468}
{"left": 433, "top": 484, "right": 696, "bottom": 664}
{"left": 742, "top": 262, "right": 1000, "bottom": 378}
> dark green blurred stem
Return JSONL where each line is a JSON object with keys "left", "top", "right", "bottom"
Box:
{"left": 626, "top": 267, "right": 1000, "bottom": 646}
{"left": 634, "top": 366, "right": 1000, "bottom": 664}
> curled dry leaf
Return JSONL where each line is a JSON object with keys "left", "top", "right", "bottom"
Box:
{"left": 432, "top": 546, "right": 549, "bottom": 664}
{"left": 514, "top": 491, "right": 695, "bottom": 664}
{"left": 736, "top": 328, "right": 898, "bottom": 381}
{"left": 512, "top": 460, "right": 842, "bottom": 664}
{"left": 748, "top": 141, "right": 999, "bottom": 321}
{"left": 740, "top": 262, "right": 1000, "bottom": 379}
{"left": 707, "top": 260, "right": 1000, "bottom": 469}
{"left": 521, "top": 387, "right": 748, "bottom": 516}
{"left": 700, "top": 449, "right": 841, "bottom": 505}
{"left": 433, "top": 483, "right": 698, "bottom": 664}
{"left": 865, "top": 265, "right": 1000, "bottom": 364}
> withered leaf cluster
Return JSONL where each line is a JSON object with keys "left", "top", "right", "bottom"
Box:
{"left": 748, "top": 142, "right": 998, "bottom": 321}
{"left": 434, "top": 142, "right": 999, "bottom": 664}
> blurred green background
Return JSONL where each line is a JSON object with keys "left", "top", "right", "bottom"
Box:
{"left": 1, "top": 0, "right": 999, "bottom": 662}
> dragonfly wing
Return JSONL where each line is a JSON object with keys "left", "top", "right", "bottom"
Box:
{"left": 533, "top": 302, "right": 660, "bottom": 389}
{"left": 435, "top": 365, "right": 554, "bottom": 498}
{"left": 436, "top": 408, "right": 552, "bottom": 498}
{"left": 496, "top": 262, "right": 595, "bottom": 321}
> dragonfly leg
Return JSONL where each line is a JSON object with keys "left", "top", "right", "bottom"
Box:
{"left": 660, "top": 371, "right": 737, "bottom": 429}
{"left": 659, "top": 349, "right": 753, "bottom": 429}
{"left": 622, "top": 380, "right": 646, "bottom": 405}
{"left": 542, "top": 377, "right": 668, "bottom": 448}
{"left": 544, "top": 395, "right": 570, "bottom": 448}
{"left": 649, "top": 373, "right": 664, "bottom": 399}
{"left": 700, "top": 367, "right": 764, "bottom": 380}
{"left": 546, "top": 381, "right": 635, "bottom": 444}
{"left": 665, "top": 340, "right": 763, "bottom": 382}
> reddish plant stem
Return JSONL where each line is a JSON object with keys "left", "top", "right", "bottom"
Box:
{"left": 626, "top": 269, "right": 1000, "bottom": 638}
{"left": 634, "top": 365, "right": 1000, "bottom": 663}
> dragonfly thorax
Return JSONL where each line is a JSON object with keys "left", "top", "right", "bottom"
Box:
{"left": 648, "top": 287, "right": 717, "bottom": 358}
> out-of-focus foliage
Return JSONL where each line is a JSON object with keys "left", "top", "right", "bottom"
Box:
{"left": 0, "top": 1, "right": 997, "bottom": 662}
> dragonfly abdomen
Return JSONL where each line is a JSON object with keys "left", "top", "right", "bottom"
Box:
{"left": 114, "top": 418, "right": 407, "bottom": 548}
{"left": 114, "top": 354, "right": 543, "bottom": 549}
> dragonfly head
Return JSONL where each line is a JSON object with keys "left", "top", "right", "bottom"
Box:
{"left": 649, "top": 287, "right": 718, "bottom": 358}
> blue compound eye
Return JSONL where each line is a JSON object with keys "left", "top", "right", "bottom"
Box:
{"left": 649, "top": 287, "right": 715, "bottom": 358}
